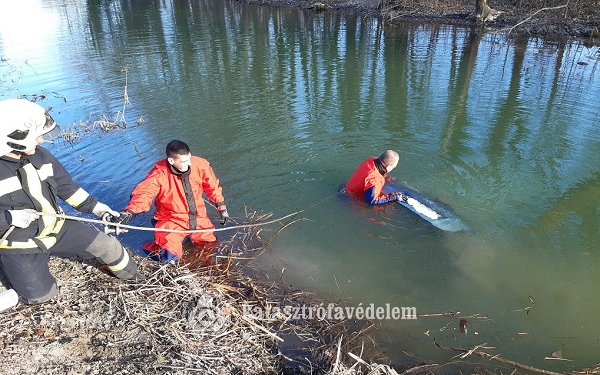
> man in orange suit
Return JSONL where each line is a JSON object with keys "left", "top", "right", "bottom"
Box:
{"left": 116, "top": 140, "right": 229, "bottom": 262}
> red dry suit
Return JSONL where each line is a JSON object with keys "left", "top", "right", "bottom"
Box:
{"left": 124, "top": 156, "right": 226, "bottom": 259}
{"left": 345, "top": 157, "right": 395, "bottom": 205}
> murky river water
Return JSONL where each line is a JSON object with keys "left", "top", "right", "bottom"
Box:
{"left": 2, "top": 0, "right": 600, "bottom": 370}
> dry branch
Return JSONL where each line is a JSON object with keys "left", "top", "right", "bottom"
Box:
{"left": 438, "top": 343, "right": 566, "bottom": 375}
{"left": 503, "top": 4, "right": 569, "bottom": 35}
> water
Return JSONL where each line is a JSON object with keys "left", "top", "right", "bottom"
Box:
{"left": 2, "top": 0, "right": 600, "bottom": 370}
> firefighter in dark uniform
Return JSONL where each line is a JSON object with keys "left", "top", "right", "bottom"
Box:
{"left": 0, "top": 98, "right": 143, "bottom": 304}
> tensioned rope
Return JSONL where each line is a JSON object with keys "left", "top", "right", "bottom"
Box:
{"left": 37, "top": 209, "right": 303, "bottom": 234}
{"left": 0, "top": 193, "right": 339, "bottom": 243}
{"left": 0, "top": 211, "right": 301, "bottom": 242}
{"left": 0, "top": 192, "right": 339, "bottom": 242}
{"left": 34, "top": 192, "right": 339, "bottom": 234}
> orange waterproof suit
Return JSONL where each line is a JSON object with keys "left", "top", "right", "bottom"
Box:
{"left": 345, "top": 157, "right": 395, "bottom": 205}
{"left": 124, "top": 156, "right": 226, "bottom": 260}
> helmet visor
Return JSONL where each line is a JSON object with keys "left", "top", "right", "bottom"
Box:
{"left": 41, "top": 124, "right": 62, "bottom": 145}
{"left": 35, "top": 111, "right": 59, "bottom": 146}
{"left": 42, "top": 111, "right": 57, "bottom": 134}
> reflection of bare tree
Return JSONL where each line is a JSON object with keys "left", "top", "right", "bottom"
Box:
{"left": 542, "top": 42, "right": 565, "bottom": 118}
{"left": 537, "top": 41, "right": 566, "bottom": 184}
{"left": 381, "top": 23, "right": 410, "bottom": 135}
{"left": 484, "top": 37, "right": 527, "bottom": 164}
{"left": 440, "top": 30, "right": 483, "bottom": 158}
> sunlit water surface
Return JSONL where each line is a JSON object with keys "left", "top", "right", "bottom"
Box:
{"left": 2, "top": 0, "right": 600, "bottom": 370}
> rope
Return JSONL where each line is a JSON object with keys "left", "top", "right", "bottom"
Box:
{"left": 37, "top": 210, "right": 303, "bottom": 234}
{"left": 21, "top": 192, "right": 338, "bottom": 235}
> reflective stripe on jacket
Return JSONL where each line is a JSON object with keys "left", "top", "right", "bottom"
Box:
{"left": 124, "top": 156, "right": 225, "bottom": 230}
{"left": 345, "top": 157, "right": 393, "bottom": 205}
{"left": 0, "top": 147, "right": 98, "bottom": 253}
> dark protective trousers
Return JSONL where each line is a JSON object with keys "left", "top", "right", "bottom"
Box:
{"left": 0, "top": 220, "right": 139, "bottom": 304}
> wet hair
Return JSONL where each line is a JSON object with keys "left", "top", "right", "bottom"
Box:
{"left": 166, "top": 140, "right": 190, "bottom": 158}
{"left": 379, "top": 150, "right": 399, "bottom": 167}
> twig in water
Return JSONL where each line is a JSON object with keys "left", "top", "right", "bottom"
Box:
{"left": 510, "top": 295, "right": 535, "bottom": 313}
{"left": 437, "top": 342, "right": 566, "bottom": 375}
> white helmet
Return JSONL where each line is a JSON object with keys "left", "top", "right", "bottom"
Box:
{"left": 0, "top": 99, "right": 57, "bottom": 155}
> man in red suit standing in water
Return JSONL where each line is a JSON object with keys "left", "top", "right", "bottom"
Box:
{"left": 116, "top": 140, "right": 229, "bottom": 263}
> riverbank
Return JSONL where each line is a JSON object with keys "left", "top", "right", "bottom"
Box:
{"left": 238, "top": 0, "right": 600, "bottom": 44}
{"left": 0, "top": 260, "right": 369, "bottom": 374}
{"left": 0, "top": 211, "right": 396, "bottom": 375}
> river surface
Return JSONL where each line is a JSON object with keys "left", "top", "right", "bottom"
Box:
{"left": 2, "top": 0, "right": 600, "bottom": 371}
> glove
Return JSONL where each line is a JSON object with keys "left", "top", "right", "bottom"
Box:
{"left": 388, "top": 192, "right": 408, "bottom": 203}
{"left": 114, "top": 211, "right": 135, "bottom": 225}
{"left": 219, "top": 209, "right": 229, "bottom": 226}
{"left": 92, "top": 202, "right": 119, "bottom": 219}
{"left": 8, "top": 209, "right": 40, "bottom": 228}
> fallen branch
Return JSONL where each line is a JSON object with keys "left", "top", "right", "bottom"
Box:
{"left": 417, "top": 312, "right": 488, "bottom": 319}
{"left": 502, "top": 4, "right": 569, "bottom": 35}
{"left": 437, "top": 343, "right": 565, "bottom": 375}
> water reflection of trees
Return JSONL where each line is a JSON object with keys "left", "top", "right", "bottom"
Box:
{"left": 74, "top": 0, "right": 600, "bottom": 232}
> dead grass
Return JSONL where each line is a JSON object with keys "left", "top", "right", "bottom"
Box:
{"left": 0, "top": 209, "right": 395, "bottom": 375}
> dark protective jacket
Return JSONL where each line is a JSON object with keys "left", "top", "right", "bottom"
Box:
{"left": 0, "top": 147, "right": 99, "bottom": 253}
{"left": 124, "top": 156, "right": 226, "bottom": 230}
{"left": 345, "top": 157, "right": 395, "bottom": 205}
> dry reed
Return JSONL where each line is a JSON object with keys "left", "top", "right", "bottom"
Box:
{"left": 0, "top": 209, "right": 393, "bottom": 375}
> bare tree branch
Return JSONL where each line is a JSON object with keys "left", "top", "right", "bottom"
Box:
{"left": 502, "top": 4, "right": 569, "bottom": 35}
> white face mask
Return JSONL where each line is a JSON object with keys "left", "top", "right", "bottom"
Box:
{"left": 168, "top": 153, "right": 192, "bottom": 171}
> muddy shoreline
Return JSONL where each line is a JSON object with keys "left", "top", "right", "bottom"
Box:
{"left": 236, "top": 0, "right": 600, "bottom": 44}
